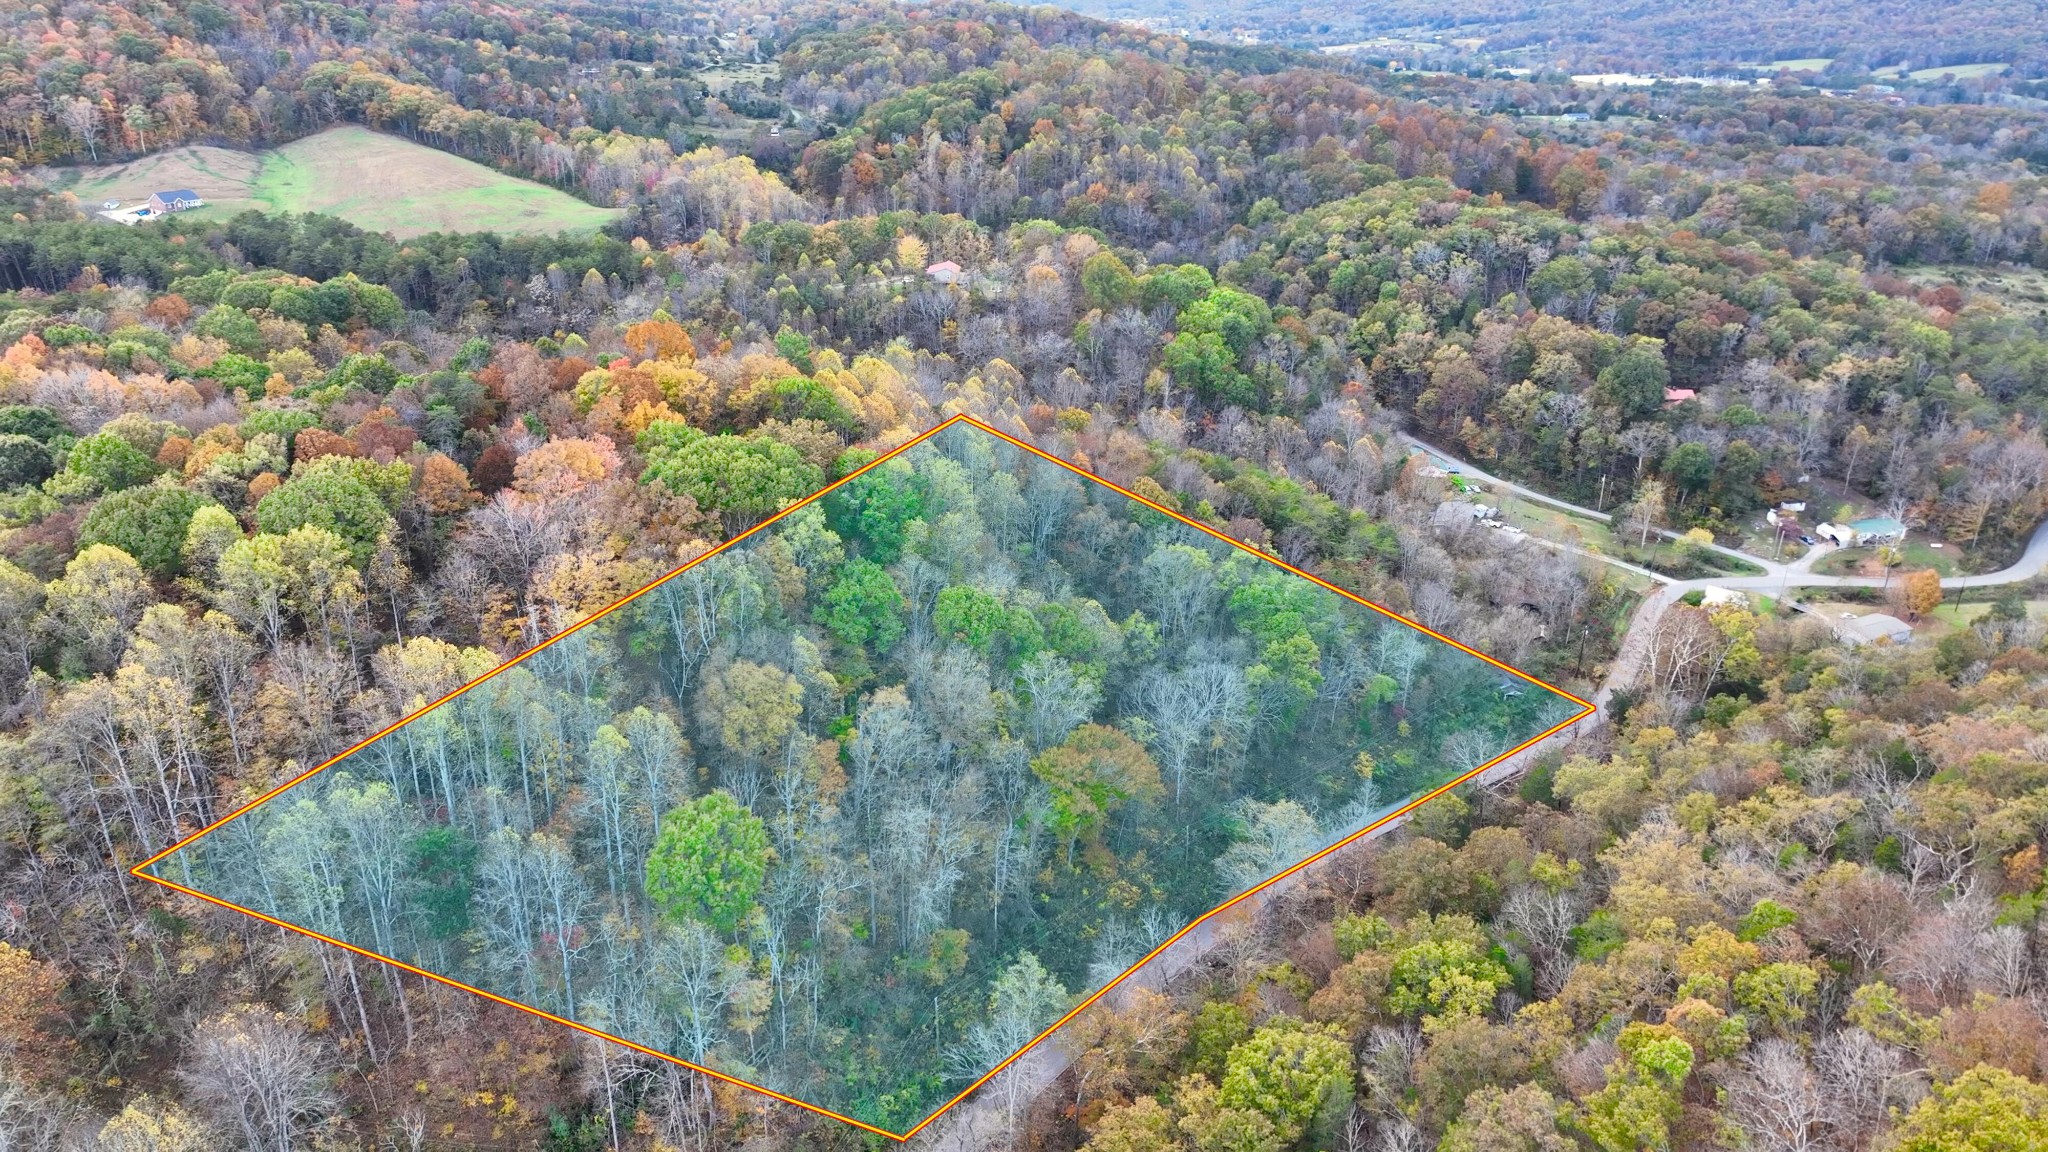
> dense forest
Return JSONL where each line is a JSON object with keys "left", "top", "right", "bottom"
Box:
{"left": 149, "top": 418, "right": 1574, "bottom": 1135}
{"left": 0, "top": 0, "right": 2039, "bottom": 1148}
{"left": 1060, "top": 591, "right": 2048, "bottom": 1152}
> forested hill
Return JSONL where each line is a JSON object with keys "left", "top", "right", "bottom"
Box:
{"left": 0, "top": 0, "right": 2043, "bottom": 1148}
{"left": 1062, "top": 0, "right": 2048, "bottom": 77}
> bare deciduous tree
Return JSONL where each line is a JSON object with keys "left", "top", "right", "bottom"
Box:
{"left": 179, "top": 1007, "right": 335, "bottom": 1152}
{"left": 1726, "top": 1039, "right": 1826, "bottom": 1152}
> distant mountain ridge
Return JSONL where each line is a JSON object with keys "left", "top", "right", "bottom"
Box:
{"left": 1061, "top": 0, "right": 2048, "bottom": 76}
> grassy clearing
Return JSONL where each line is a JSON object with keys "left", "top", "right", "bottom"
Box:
{"left": 61, "top": 145, "right": 264, "bottom": 217}
{"left": 1875, "top": 61, "right": 2009, "bottom": 80}
{"left": 1767, "top": 58, "right": 1834, "bottom": 71}
{"left": 700, "top": 60, "right": 779, "bottom": 95}
{"left": 1488, "top": 492, "right": 1759, "bottom": 579}
{"left": 1816, "top": 540, "right": 1958, "bottom": 578}
{"left": 1908, "top": 61, "right": 2008, "bottom": 80}
{"left": 1903, "top": 264, "right": 2048, "bottom": 321}
{"left": 65, "top": 126, "right": 617, "bottom": 239}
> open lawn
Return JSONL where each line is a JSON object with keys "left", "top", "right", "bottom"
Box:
{"left": 1488, "top": 494, "right": 1760, "bottom": 579}
{"left": 1873, "top": 61, "right": 2009, "bottom": 80}
{"left": 1908, "top": 61, "right": 2008, "bottom": 80}
{"left": 1816, "top": 539, "right": 1959, "bottom": 578}
{"left": 1931, "top": 598, "right": 2048, "bottom": 628}
{"left": 699, "top": 59, "right": 779, "bottom": 95}
{"left": 62, "top": 126, "right": 617, "bottom": 239}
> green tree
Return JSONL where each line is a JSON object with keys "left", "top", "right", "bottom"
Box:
{"left": 1143, "top": 263, "right": 1216, "bottom": 311}
{"left": 1386, "top": 916, "right": 1512, "bottom": 1023}
{"left": 1888, "top": 1065, "right": 2048, "bottom": 1152}
{"left": 325, "top": 353, "right": 402, "bottom": 395}
{"left": 1528, "top": 255, "right": 1595, "bottom": 309}
{"left": 78, "top": 484, "right": 221, "bottom": 578}
{"left": 934, "top": 585, "right": 1011, "bottom": 650}
{"left": 639, "top": 422, "right": 823, "bottom": 535}
{"left": 645, "top": 791, "right": 771, "bottom": 935}
{"left": 0, "top": 434, "right": 54, "bottom": 488}
{"left": 1030, "top": 724, "right": 1163, "bottom": 864}
{"left": 824, "top": 462, "right": 924, "bottom": 564}
{"left": 0, "top": 405, "right": 69, "bottom": 442}
{"left": 63, "top": 431, "right": 161, "bottom": 493}
{"left": 1081, "top": 251, "right": 1139, "bottom": 312}
{"left": 816, "top": 559, "right": 905, "bottom": 651}
{"left": 1596, "top": 343, "right": 1671, "bottom": 419}
{"left": 772, "top": 328, "right": 815, "bottom": 373}
{"left": 407, "top": 825, "right": 478, "bottom": 942}
{"left": 1580, "top": 1023, "right": 1694, "bottom": 1152}
{"left": 1179, "top": 287, "right": 1273, "bottom": 359}
{"left": 1218, "top": 1018, "right": 1355, "bottom": 1144}
{"left": 1164, "top": 329, "right": 1256, "bottom": 408}
{"left": 1713, "top": 440, "right": 1764, "bottom": 513}
{"left": 1732, "top": 962, "right": 1818, "bottom": 1037}
{"left": 1661, "top": 442, "right": 1714, "bottom": 501}
{"left": 194, "top": 304, "right": 263, "bottom": 355}
{"left": 253, "top": 457, "right": 400, "bottom": 566}
{"left": 1187, "top": 1001, "right": 1252, "bottom": 1080}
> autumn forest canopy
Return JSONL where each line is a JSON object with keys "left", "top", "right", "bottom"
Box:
{"left": 147, "top": 419, "right": 1574, "bottom": 1135}
{"left": 0, "top": 0, "right": 2042, "bottom": 1149}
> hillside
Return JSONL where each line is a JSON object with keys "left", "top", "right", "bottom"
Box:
{"left": 0, "top": 0, "right": 2043, "bottom": 1149}
{"left": 58, "top": 127, "right": 618, "bottom": 239}
{"left": 1067, "top": 0, "right": 2048, "bottom": 75}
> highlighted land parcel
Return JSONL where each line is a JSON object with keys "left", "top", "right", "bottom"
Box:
{"left": 136, "top": 416, "right": 1589, "bottom": 1139}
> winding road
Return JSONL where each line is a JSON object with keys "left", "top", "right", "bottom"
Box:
{"left": 1399, "top": 432, "right": 2048, "bottom": 595}
{"left": 912, "top": 437, "right": 2048, "bottom": 1149}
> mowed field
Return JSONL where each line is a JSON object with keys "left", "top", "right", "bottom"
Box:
{"left": 65, "top": 126, "right": 617, "bottom": 238}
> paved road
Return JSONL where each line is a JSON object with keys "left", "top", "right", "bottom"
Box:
{"left": 917, "top": 440, "right": 2048, "bottom": 1149}
{"left": 1399, "top": 432, "right": 1786, "bottom": 577}
{"left": 1401, "top": 432, "right": 2048, "bottom": 594}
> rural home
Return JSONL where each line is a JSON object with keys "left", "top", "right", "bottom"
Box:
{"left": 1815, "top": 517, "right": 1905, "bottom": 547}
{"left": 1430, "top": 500, "right": 1498, "bottom": 530}
{"left": 1700, "top": 586, "right": 1749, "bottom": 608}
{"left": 145, "top": 189, "right": 202, "bottom": 215}
{"left": 1835, "top": 613, "right": 1913, "bottom": 646}
{"left": 925, "top": 260, "right": 964, "bottom": 285}
{"left": 1848, "top": 516, "right": 1906, "bottom": 545}
{"left": 1662, "top": 387, "right": 1697, "bottom": 406}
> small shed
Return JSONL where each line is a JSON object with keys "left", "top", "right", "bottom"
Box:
{"left": 1700, "top": 586, "right": 1749, "bottom": 608}
{"left": 1663, "top": 387, "right": 1698, "bottom": 406}
{"left": 925, "top": 260, "right": 964, "bottom": 285}
{"left": 1837, "top": 613, "right": 1913, "bottom": 646}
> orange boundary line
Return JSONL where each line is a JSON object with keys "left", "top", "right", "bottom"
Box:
{"left": 133, "top": 411, "right": 1593, "bottom": 1142}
